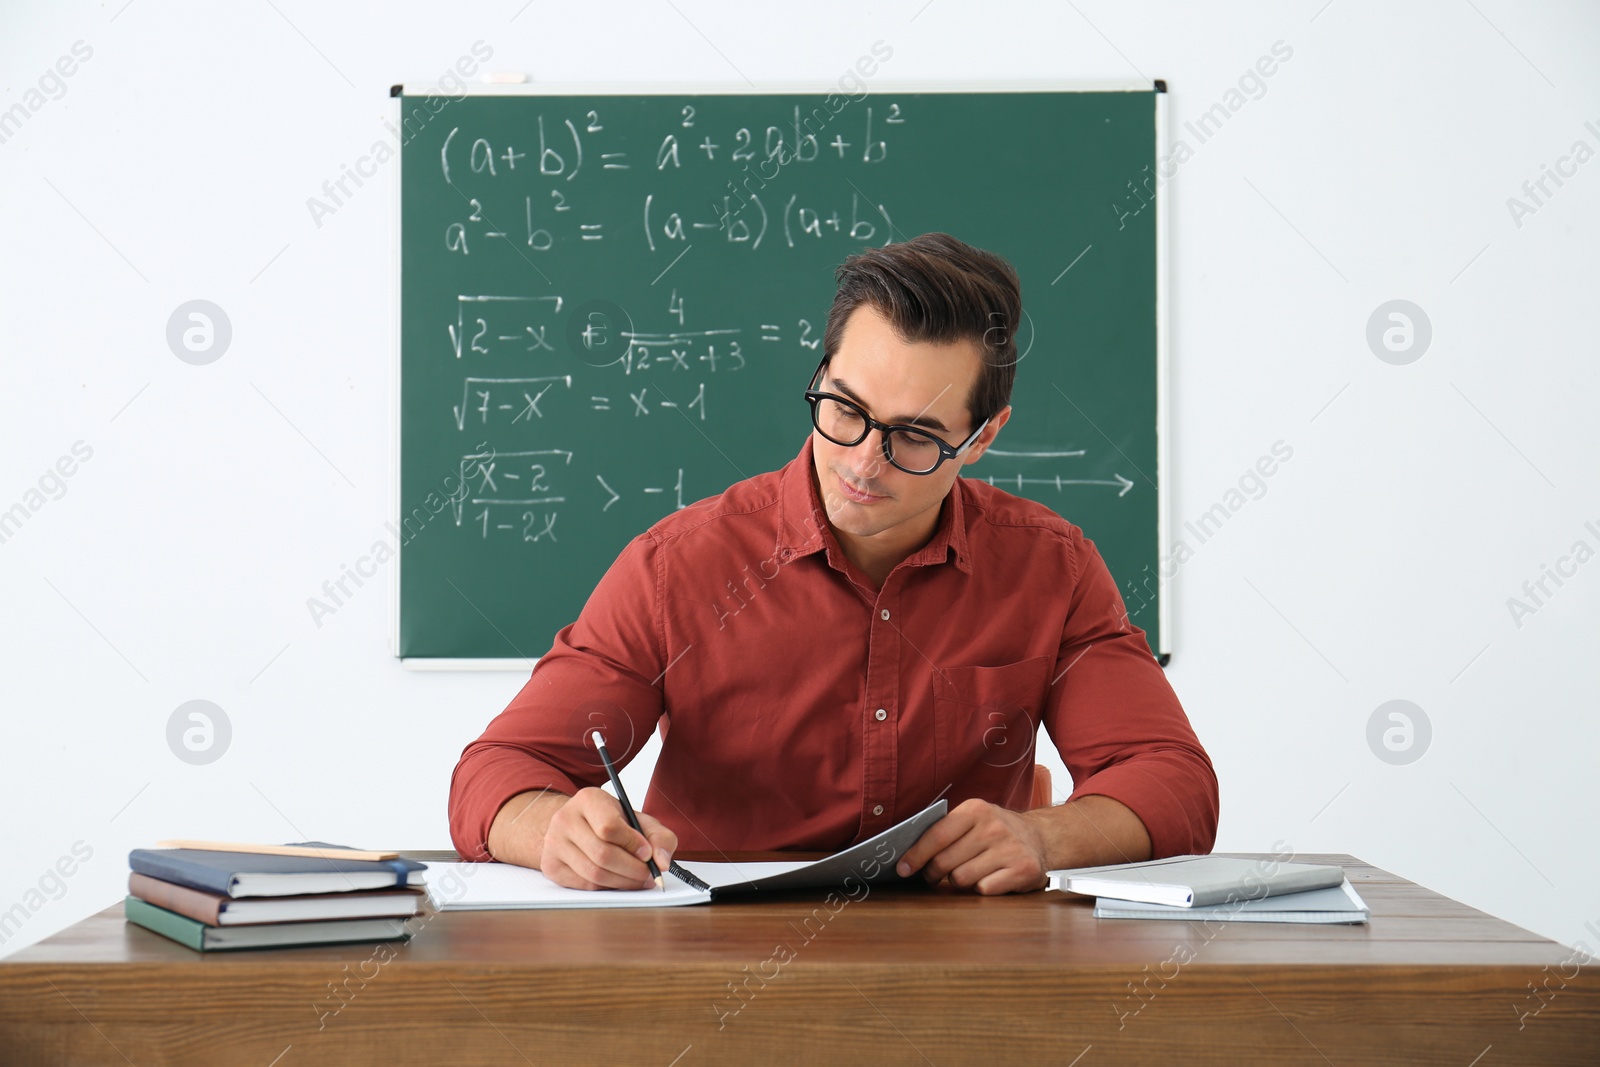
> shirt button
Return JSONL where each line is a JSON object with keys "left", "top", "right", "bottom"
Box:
{"left": 875, "top": 708, "right": 887, "bottom": 721}
{"left": 872, "top": 804, "right": 884, "bottom": 816}
{"left": 880, "top": 609, "right": 890, "bottom": 620}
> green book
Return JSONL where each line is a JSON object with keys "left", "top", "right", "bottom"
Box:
{"left": 123, "top": 896, "right": 413, "bottom": 952}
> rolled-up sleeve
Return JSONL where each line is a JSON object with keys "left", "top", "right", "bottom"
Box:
{"left": 447, "top": 532, "right": 667, "bottom": 860}
{"left": 1042, "top": 531, "right": 1219, "bottom": 858}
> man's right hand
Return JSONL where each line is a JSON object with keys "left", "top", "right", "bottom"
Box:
{"left": 486, "top": 787, "right": 677, "bottom": 891}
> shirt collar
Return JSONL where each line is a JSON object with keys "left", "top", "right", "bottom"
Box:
{"left": 776, "top": 436, "right": 971, "bottom": 575}
{"left": 774, "top": 437, "right": 827, "bottom": 564}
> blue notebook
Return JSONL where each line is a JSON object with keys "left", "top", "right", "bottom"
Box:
{"left": 128, "top": 841, "right": 426, "bottom": 898}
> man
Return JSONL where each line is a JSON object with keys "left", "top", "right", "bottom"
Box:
{"left": 449, "top": 232, "right": 1217, "bottom": 895}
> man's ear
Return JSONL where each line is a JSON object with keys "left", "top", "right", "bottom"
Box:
{"left": 962, "top": 405, "right": 1011, "bottom": 466}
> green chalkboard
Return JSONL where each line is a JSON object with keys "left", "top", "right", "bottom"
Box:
{"left": 395, "top": 85, "right": 1167, "bottom": 664}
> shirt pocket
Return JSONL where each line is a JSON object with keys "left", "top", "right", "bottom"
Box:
{"left": 932, "top": 656, "right": 1053, "bottom": 804}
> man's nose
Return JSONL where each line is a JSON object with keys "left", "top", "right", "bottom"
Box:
{"left": 850, "top": 427, "right": 892, "bottom": 469}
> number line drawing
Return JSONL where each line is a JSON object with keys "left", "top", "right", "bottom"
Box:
{"left": 983, "top": 473, "right": 1135, "bottom": 497}
{"left": 985, "top": 448, "right": 1088, "bottom": 458}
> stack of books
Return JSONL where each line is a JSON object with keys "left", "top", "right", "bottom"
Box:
{"left": 124, "top": 839, "right": 429, "bottom": 951}
{"left": 1048, "top": 855, "right": 1370, "bottom": 924}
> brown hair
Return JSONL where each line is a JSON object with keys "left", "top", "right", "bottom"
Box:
{"left": 822, "top": 232, "right": 1022, "bottom": 426}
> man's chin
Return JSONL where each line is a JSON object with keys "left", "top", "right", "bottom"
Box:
{"left": 823, "top": 502, "right": 890, "bottom": 539}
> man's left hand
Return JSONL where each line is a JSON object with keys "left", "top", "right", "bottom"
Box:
{"left": 896, "top": 798, "right": 1050, "bottom": 895}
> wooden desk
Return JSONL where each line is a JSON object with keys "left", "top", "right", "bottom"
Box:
{"left": 1, "top": 852, "right": 1594, "bottom": 1065}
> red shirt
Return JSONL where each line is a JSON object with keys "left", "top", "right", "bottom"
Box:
{"left": 449, "top": 437, "right": 1218, "bottom": 860}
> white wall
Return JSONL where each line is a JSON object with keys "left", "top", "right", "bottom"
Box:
{"left": 2, "top": 0, "right": 1595, "bottom": 960}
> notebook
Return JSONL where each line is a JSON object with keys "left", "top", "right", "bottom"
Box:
{"left": 1048, "top": 855, "right": 1345, "bottom": 908}
{"left": 128, "top": 841, "right": 427, "bottom": 898}
{"left": 124, "top": 896, "right": 414, "bottom": 951}
{"left": 128, "top": 872, "right": 425, "bottom": 925}
{"left": 1092, "top": 880, "right": 1370, "bottom": 924}
{"left": 427, "top": 799, "right": 946, "bottom": 910}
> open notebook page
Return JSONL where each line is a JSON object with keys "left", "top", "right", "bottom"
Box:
{"left": 426, "top": 860, "right": 818, "bottom": 910}
{"left": 425, "top": 861, "right": 710, "bottom": 910}
{"left": 425, "top": 800, "right": 945, "bottom": 910}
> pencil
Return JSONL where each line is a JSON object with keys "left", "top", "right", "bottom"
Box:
{"left": 590, "top": 730, "right": 663, "bottom": 891}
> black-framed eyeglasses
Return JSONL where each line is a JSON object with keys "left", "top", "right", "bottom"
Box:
{"left": 803, "top": 356, "right": 990, "bottom": 476}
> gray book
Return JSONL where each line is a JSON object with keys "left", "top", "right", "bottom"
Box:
{"left": 1093, "top": 881, "right": 1369, "bottom": 924}
{"left": 1047, "top": 855, "right": 1346, "bottom": 908}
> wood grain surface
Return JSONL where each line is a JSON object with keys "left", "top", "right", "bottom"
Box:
{"left": 2, "top": 852, "right": 1594, "bottom": 1065}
